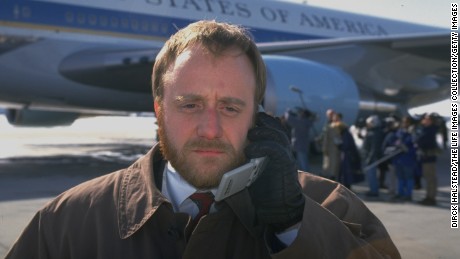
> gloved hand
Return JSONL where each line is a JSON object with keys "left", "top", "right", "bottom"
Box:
{"left": 245, "top": 112, "right": 305, "bottom": 233}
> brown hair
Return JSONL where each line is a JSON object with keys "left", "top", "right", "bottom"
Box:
{"left": 152, "top": 20, "right": 266, "bottom": 107}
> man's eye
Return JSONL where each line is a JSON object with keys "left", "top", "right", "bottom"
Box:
{"left": 225, "top": 106, "right": 237, "bottom": 112}
{"left": 221, "top": 106, "right": 240, "bottom": 116}
{"left": 184, "top": 104, "right": 196, "bottom": 109}
{"left": 181, "top": 103, "right": 200, "bottom": 111}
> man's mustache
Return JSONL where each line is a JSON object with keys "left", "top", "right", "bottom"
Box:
{"left": 184, "top": 139, "right": 234, "bottom": 153}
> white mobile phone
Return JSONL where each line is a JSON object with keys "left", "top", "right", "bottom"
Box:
{"left": 214, "top": 105, "right": 268, "bottom": 201}
{"left": 214, "top": 156, "right": 267, "bottom": 201}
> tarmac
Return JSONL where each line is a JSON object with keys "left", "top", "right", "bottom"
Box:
{"left": 0, "top": 115, "right": 458, "bottom": 258}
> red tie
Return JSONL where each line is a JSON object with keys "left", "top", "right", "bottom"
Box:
{"left": 189, "top": 192, "right": 214, "bottom": 228}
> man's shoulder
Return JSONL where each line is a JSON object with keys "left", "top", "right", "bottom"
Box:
{"left": 42, "top": 147, "right": 161, "bottom": 213}
{"left": 42, "top": 168, "right": 128, "bottom": 213}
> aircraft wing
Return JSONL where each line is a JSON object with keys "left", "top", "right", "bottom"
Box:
{"left": 257, "top": 31, "right": 450, "bottom": 109}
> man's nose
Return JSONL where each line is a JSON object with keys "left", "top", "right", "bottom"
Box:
{"left": 197, "top": 108, "right": 223, "bottom": 139}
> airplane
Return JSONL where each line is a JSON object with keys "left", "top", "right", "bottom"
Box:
{"left": 0, "top": 0, "right": 450, "bottom": 133}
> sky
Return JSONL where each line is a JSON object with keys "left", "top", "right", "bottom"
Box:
{"left": 283, "top": 0, "right": 453, "bottom": 117}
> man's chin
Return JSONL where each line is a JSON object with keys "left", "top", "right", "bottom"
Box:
{"left": 176, "top": 158, "right": 240, "bottom": 189}
{"left": 192, "top": 151, "right": 237, "bottom": 168}
{"left": 180, "top": 169, "right": 223, "bottom": 189}
{"left": 163, "top": 143, "right": 247, "bottom": 189}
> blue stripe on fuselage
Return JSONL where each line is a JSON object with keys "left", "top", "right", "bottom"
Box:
{"left": 0, "top": 0, "right": 324, "bottom": 42}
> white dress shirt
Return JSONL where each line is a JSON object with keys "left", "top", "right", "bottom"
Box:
{"left": 161, "top": 162, "right": 218, "bottom": 219}
{"left": 161, "top": 162, "right": 298, "bottom": 245}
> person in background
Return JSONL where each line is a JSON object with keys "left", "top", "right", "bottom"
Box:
{"left": 416, "top": 113, "right": 440, "bottom": 206}
{"left": 378, "top": 117, "right": 395, "bottom": 190}
{"left": 436, "top": 114, "right": 448, "bottom": 150}
{"left": 381, "top": 116, "right": 400, "bottom": 197}
{"left": 321, "top": 109, "right": 341, "bottom": 180}
{"left": 284, "top": 107, "right": 315, "bottom": 172}
{"left": 362, "top": 115, "right": 384, "bottom": 197}
{"left": 6, "top": 20, "right": 400, "bottom": 259}
{"left": 386, "top": 116, "right": 418, "bottom": 202}
{"left": 335, "top": 113, "right": 362, "bottom": 190}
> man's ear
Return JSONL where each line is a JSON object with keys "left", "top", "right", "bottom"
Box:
{"left": 154, "top": 101, "right": 160, "bottom": 114}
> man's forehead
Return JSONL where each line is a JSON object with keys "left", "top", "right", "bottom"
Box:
{"left": 163, "top": 44, "right": 254, "bottom": 86}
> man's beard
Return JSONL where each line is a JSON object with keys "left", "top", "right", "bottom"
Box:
{"left": 156, "top": 111, "right": 247, "bottom": 189}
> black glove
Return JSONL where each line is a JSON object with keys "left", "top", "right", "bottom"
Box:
{"left": 245, "top": 112, "right": 305, "bottom": 233}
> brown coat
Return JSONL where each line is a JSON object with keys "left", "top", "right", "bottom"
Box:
{"left": 6, "top": 145, "right": 400, "bottom": 259}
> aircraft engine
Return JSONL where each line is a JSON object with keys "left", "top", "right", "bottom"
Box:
{"left": 262, "top": 55, "right": 360, "bottom": 132}
{"left": 5, "top": 109, "right": 79, "bottom": 127}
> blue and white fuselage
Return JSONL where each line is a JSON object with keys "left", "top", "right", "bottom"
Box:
{"left": 1, "top": 0, "right": 441, "bottom": 45}
{"left": 0, "top": 0, "right": 449, "bottom": 127}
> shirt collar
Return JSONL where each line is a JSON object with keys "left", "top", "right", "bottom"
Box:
{"left": 162, "top": 162, "right": 216, "bottom": 212}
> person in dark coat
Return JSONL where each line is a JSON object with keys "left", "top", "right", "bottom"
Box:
{"left": 285, "top": 108, "right": 315, "bottom": 172}
{"left": 362, "top": 115, "right": 385, "bottom": 197}
{"left": 6, "top": 20, "right": 400, "bottom": 259}
{"left": 336, "top": 120, "right": 362, "bottom": 189}
{"left": 381, "top": 117, "right": 400, "bottom": 196}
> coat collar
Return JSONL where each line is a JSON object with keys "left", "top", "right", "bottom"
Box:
{"left": 117, "top": 144, "right": 169, "bottom": 239}
{"left": 116, "top": 144, "right": 261, "bottom": 239}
